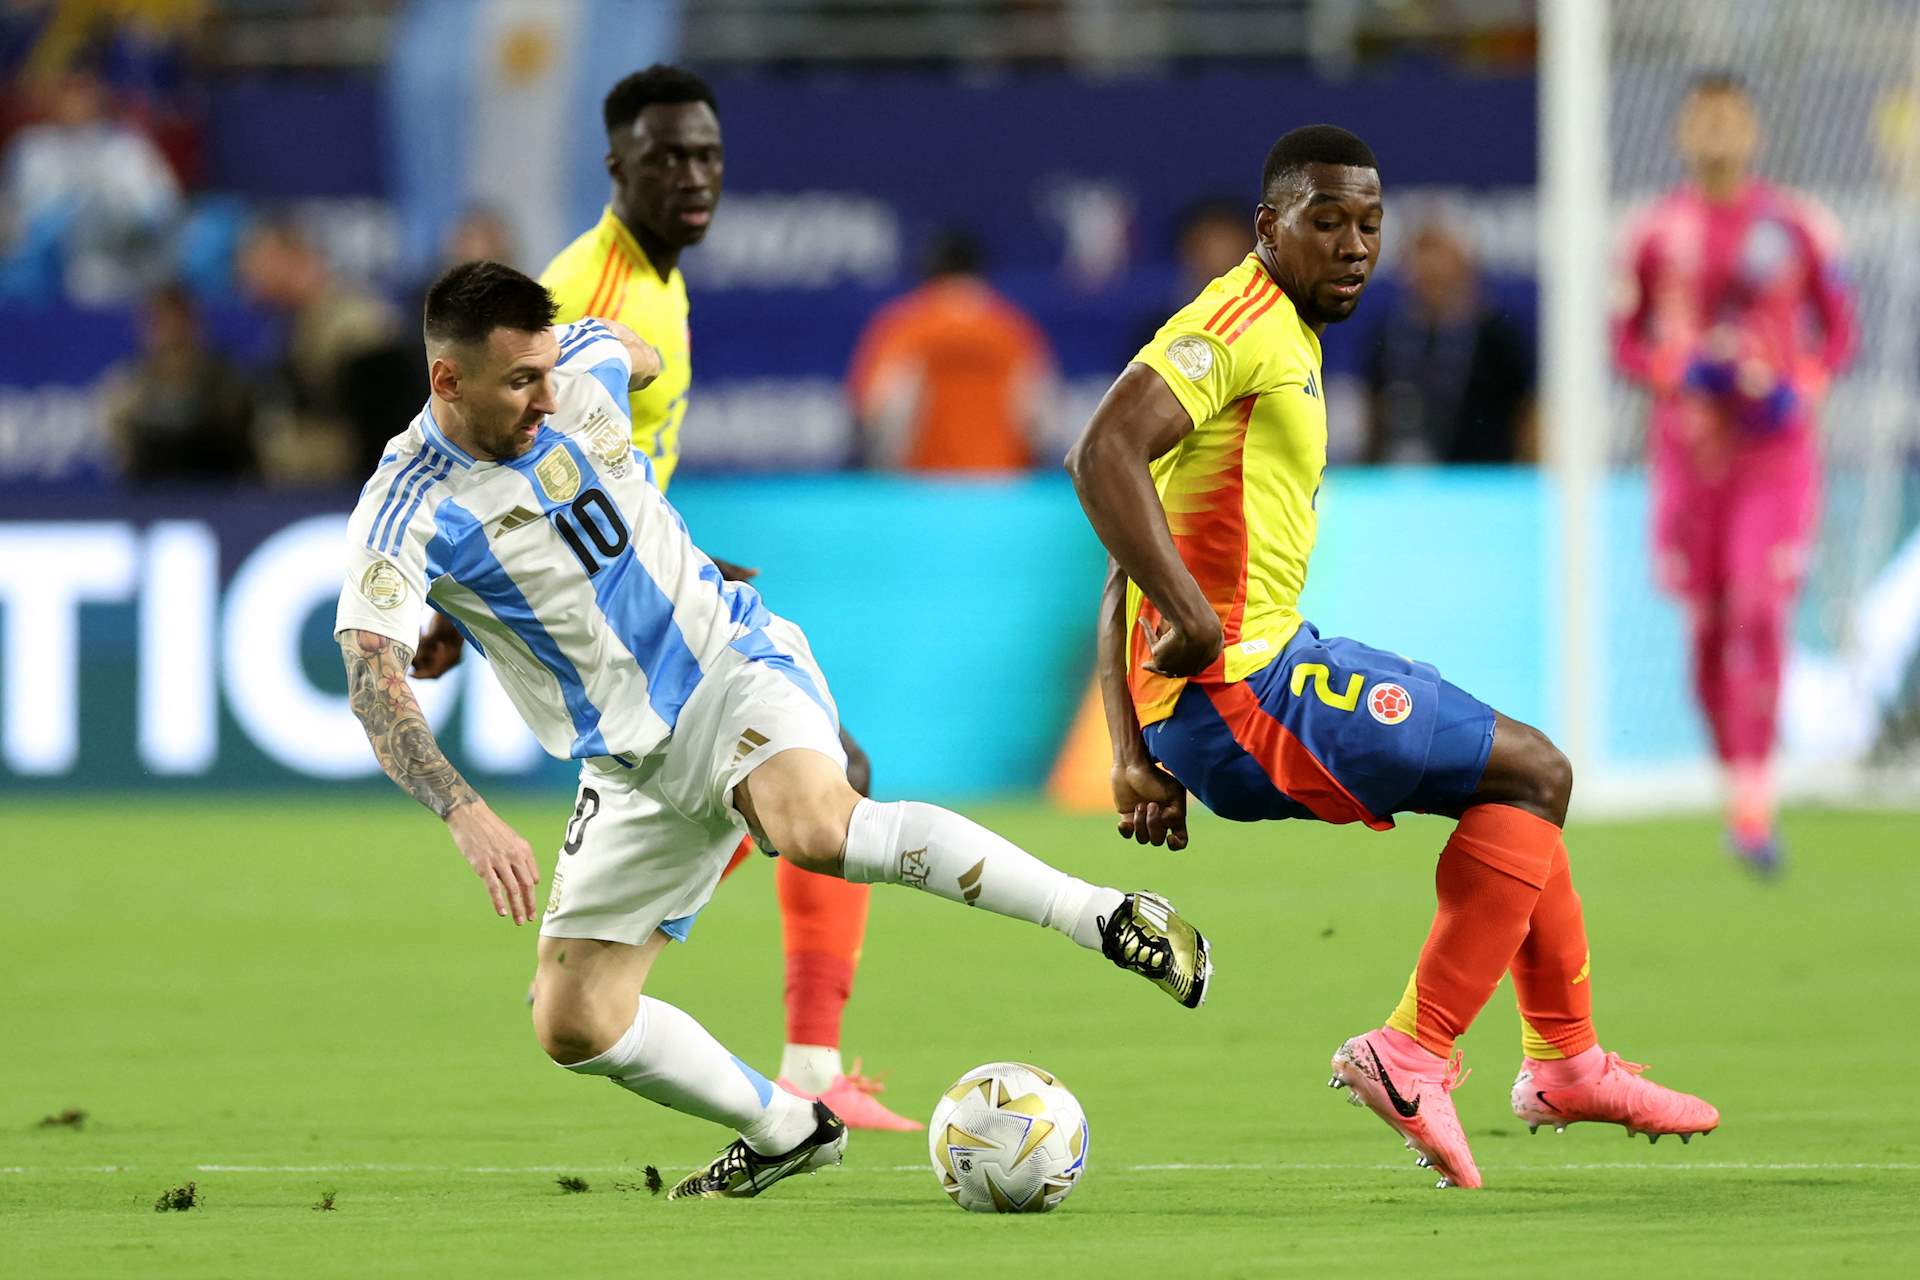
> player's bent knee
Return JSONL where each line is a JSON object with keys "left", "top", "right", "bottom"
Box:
{"left": 773, "top": 808, "right": 852, "bottom": 876}
{"left": 1508, "top": 727, "right": 1574, "bottom": 825}
{"left": 738, "top": 751, "right": 861, "bottom": 875}
{"left": 1480, "top": 718, "right": 1573, "bottom": 825}
{"left": 533, "top": 1001, "right": 620, "bottom": 1066}
{"left": 1537, "top": 739, "right": 1574, "bottom": 819}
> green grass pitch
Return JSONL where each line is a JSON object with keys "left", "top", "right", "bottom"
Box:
{"left": 4, "top": 796, "right": 1917, "bottom": 1277}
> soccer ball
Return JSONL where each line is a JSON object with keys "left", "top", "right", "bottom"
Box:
{"left": 927, "top": 1061, "right": 1089, "bottom": 1213}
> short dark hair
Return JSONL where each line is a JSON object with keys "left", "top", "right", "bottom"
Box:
{"left": 1175, "top": 197, "right": 1245, "bottom": 239}
{"left": 1688, "top": 70, "right": 1749, "bottom": 99}
{"left": 603, "top": 64, "right": 717, "bottom": 138}
{"left": 1261, "top": 125, "right": 1379, "bottom": 200}
{"left": 924, "top": 229, "right": 984, "bottom": 278}
{"left": 244, "top": 208, "right": 312, "bottom": 252}
{"left": 423, "top": 260, "right": 557, "bottom": 346}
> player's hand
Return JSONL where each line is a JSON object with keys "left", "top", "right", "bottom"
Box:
{"left": 711, "top": 557, "right": 759, "bottom": 582}
{"left": 1113, "top": 756, "right": 1189, "bottom": 850}
{"left": 446, "top": 801, "right": 541, "bottom": 924}
{"left": 1140, "top": 613, "right": 1224, "bottom": 679}
{"left": 629, "top": 339, "right": 663, "bottom": 391}
{"left": 597, "top": 318, "right": 664, "bottom": 391}
{"left": 411, "top": 614, "right": 466, "bottom": 679}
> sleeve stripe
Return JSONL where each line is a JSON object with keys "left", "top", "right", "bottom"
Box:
{"left": 557, "top": 320, "right": 610, "bottom": 361}
{"left": 1223, "top": 289, "right": 1283, "bottom": 345}
{"left": 372, "top": 455, "right": 436, "bottom": 553}
{"left": 366, "top": 453, "right": 430, "bottom": 552}
{"left": 382, "top": 453, "right": 454, "bottom": 554}
{"left": 1203, "top": 273, "right": 1263, "bottom": 332}
{"left": 604, "top": 253, "right": 638, "bottom": 321}
{"left": 1209, "top": 276, "right": 1274, "bottom": 337}
{"left": 559, "top": 333, "right": 623, "bottom": 369}
{"left": 582, "top": 245, "right": 622, "bottom": 318}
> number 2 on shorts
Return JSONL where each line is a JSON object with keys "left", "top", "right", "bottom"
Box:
{"left": 1290, "top": 662, "right": 1363, "bottom": 711}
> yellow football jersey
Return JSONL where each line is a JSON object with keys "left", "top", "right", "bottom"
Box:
{"left": 1125, "top": 253, "right": 1327, "bottom": 726}
{"left": 540, "top": 207, "right": 692, "bottom": 490}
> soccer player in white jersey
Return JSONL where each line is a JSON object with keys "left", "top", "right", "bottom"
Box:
{"left": 335, "top": 261, "right": 1214, "bottom": 1199}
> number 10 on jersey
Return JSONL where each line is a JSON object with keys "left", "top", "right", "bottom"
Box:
{"left": 554, "top": 488, "right": 630, "bottom": 575}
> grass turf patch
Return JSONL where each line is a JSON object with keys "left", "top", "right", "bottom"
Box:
{"left": 3, "top": 796, "right": 1916, "bottom": 1277}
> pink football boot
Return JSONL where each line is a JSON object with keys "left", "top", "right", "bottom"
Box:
{"left": 1512, "top": 1049, "right": 1720, "bottom": 1143}
{"left": 777, "top": 1060, "right": 919, "bottom": 1133}
{"left": 1330, "top": 1028, "right": 1481, "bottom": 1189}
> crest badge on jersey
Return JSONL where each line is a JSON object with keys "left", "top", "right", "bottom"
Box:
{"left": 534, "top": 448, "right": 582, "bottom": 503}
{"left": 1368, "top": 682, "right": 1413, "bottom": 726}
{"left": 360, "top": 559, "right": 408, "bottom": 610}
{"left": 1165, "top": 335, "right": 1214, "bottom": 380}
{"left": 580, "top": 409, "right": 630, "bottom": 481}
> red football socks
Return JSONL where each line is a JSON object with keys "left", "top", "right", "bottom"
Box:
{"left": 715, "top": 835, "right": 873, "bottom": 1052}
{"left": 776, "top": 857, "right": 872, "bottom": 1049}
{"left": 1511, "top": 839, "right": 1598, "bottom": 1059}
{"left": 1389, "top": 804, "right": 1560, "bottom": 1058}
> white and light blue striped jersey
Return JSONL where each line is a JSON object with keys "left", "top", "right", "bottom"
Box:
{"left": 335, "top": 321, "right": 813, "bottom": 763}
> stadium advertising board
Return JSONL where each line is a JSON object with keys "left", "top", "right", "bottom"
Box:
{"left": 0, "top": 479, "right": 1108, "bottom": 795}
{"left": 6, "top": 472, "right": 1886, "bottom": 798}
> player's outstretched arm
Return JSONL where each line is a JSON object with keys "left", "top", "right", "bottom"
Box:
{"left": 339, "top": 627, "right": 541, "bottom": 924}
{"left": 1064, "top": 363, "right": 1221, "bottom": 678}
{"left": 595, "top": 318, "right": 663, "bottom": 391}
{"left": 1099, "top": 557, "right": 1188, "bottom": 850}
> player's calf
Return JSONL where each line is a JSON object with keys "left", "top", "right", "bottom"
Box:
{"left": 539, "top": 930, "right": 824, "bottom": 1159}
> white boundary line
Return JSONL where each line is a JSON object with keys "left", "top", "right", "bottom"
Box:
{"left": 4, "top": 1161, "right": 1916, "bottom": 1176}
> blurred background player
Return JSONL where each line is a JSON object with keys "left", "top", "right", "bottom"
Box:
{"left": 0, "top": 57, "right": 179, "bottom": 305}
{"left": 1069, "top": 124, "right": 1718, "bottom": 1191}
{"left": 845, "top": 229, "right": 1056, "bottom": 473}
{"left": 1124, "top": 198, "right": 1252, "bottom": 362}
{"left": 237, "top": 210, "right": 415, "bottom": 483}
{"left": 101, "top": 279, "right": 257, "bottom": 484}
{"left": 1363, "top": 219, "right": 1535, "bottom": 464}
{"left": 1613, "top": 73, "right": 1856, "bottom": 874}
{"left": 411, "top": 64, "right": 912, "bottom": 1131}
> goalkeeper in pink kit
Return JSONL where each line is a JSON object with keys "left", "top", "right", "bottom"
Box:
{"left": 1614, "top": 74, "right": 1856, "bottom": 872}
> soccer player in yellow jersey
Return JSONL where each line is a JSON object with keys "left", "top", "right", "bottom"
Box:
{"left": 538, "top": 70, "right": 703, "bottom": 488}
{"left": 1066, "top": 125, "right": 1720, "bottom": 1190}
{"left": 413, "top": 65, "right": 915, "bottom": 1132}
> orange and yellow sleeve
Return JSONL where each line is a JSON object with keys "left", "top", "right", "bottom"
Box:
{"left": 1133, "top": 269, "right": 1284, "bottom": 427}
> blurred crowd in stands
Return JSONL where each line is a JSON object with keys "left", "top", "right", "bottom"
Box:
{"left": 1, "top": 2, "right": 1536, "bottom": 487}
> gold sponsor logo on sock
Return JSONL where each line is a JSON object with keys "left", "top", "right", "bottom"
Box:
{"left": 957, "top": 858, "right": 985, "bottom": 905}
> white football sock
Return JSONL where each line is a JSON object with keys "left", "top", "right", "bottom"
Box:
{"left": 563, "top": 996, "right": 817, "bottom": 1155}
{"left": 839, "top": 798, "right": 1123, "bottom": 951}
{"left": 779, "top": 1043, "right": 844, "bottom": 1096}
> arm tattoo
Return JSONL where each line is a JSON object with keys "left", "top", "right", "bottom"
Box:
{"left": 340, "top": 629, "right": 478, "bottom": 819}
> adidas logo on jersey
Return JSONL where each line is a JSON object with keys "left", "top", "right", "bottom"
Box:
{"left": 494, "top": 507, "right": 544, "bottom": 534}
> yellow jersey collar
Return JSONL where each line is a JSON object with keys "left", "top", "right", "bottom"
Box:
{"left": 1244, "top": 255, "right": 1323, "bottom": 365}
{"left": 600, "top": 207, "right": 671, "bottom": 284}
